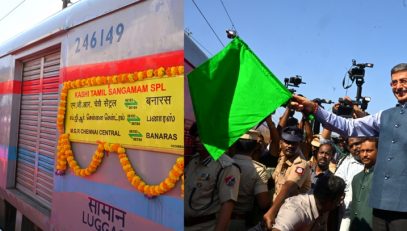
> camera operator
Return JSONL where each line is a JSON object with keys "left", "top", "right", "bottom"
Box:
{"left": 290, "top": 63, "right": 407, "bottom": 231}
{"left": 321, "top": 96, "right": 369, "bottom": 165}
{"left": 277, "top": 105, "right": 314, "bottom": 160}
{"left": 332, "top": 96, "right": 368, "bottom": 119}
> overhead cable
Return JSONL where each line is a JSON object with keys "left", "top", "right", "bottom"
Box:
{"left": 0, "top": 0, "right": 26, "bottom": 23}
{"left": 191, "top": 0, "right": 225, "bottom": 47}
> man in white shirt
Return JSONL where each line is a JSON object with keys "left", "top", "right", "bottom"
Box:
{"left": 334, "top": 137, "right": 364, "bottom": 231}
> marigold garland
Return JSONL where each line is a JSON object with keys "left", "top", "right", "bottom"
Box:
{"left": 55, "top": 66, "right": 185, "bottom": 197}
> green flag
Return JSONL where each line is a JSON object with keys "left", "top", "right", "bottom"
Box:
{"left": 187, "top": 37, "right": 292, "bottom": 160}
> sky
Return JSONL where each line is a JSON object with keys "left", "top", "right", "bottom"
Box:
{"left": 185, "top": 0, "right": 407, "bottom": 120}
{"left": 1, "top": 0, "right": 406, "bottom": 123}
{"left": 0, "top": 0, "right": 80, "bottom": 45}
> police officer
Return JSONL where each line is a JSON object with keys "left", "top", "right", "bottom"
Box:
{"left": 184, "top": 123, "right": 241, "bottom": 231}
{"left": 263, "top": 126, "right": 311, "bottom": 229}
{"left": 272, "top": 174, "right": 346, "bottom": 231}
{"left": 229, "top": 130, "right": 271, "bottom": 231}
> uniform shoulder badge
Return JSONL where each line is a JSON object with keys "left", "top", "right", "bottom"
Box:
{"left": 295, "top": 167, "right": 305, "bottom": 175}
{"left": 224, "top": 175, "right": 236, "bottom": 187}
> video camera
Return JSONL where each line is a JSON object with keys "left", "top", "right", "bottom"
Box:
{"left": 284, "top": 75, "right": 306, "bottom": 93}
{"left": 346, "top": 59, "right": 373, "bottom": 103}
{"left": 333, "top": 96, "right": 371, "bottom": 118}
{"left": 337, "top": 59, "right": 374, "bottom": 117}
{"left": 282, "top": 75, "right": 306, "bottom": 117}
{"left": 348, "top": 59, "right": 374, "bottom": 80}
{"left": 333, "top": 98, "right": 358, "bottom": 118}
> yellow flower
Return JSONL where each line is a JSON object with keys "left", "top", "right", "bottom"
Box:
{"left": 143, "top": 185, "right": 150, "bottom": 194}
{"left": 97, "top": 144, "right": 104, "bottom": 152}
{"left": 96, "top": 76, "right": 102, "bottom": 85}
{"left": 165, "top": 67, "right": 171, "bottom": 76}
{"left": 154, "top": 186, "right": 163, "bottom": 195}
{"left": 169, "top": 170, "right": 179, "bottom": 180}
{"left": 160, "top": 182, "right": 169, "bottom": 191}
{"left": 117, "top": 147, "right": 126, "bottom": 154}
{"left": 90, "top": 162, "right": 99, "bottom": 169}
{"left": 112, "top": 75, "right": 118, "bottom": 84}
{"left": 118, "top": 153, "right": 126, "bottom": 159}
{"left": 137, "top": 182, "right": 146, "bottom": 192}
{"left": 92, "top": 158, "right": 102, "bottom": 165}
{"left": 137, "top": 71, "right": 145, "bottom": 81}
{"left": 59, "top": 100, "right": 66, "bottom": 107}
{"left": 131, "top": 175, "right": 140, "bottom": 186}
{"left": 109, "top": 143, "right": 119, "bottom": 152}
{"left": 104, "top": 143, "right": 110, "bottom": 151}
{"left": 176, "top": 157, "right": 184, "bottom": 168}
{"left": 178, "top": 66, "right": 184, "bottom": 75}
{"left": 122, "top": 164, "right": 132, "bottom": 173}
{"left": 127, "top": 171, "right": 136, "bottom": 179}
{"left": 165, "top": 178, "right": 175, "bottom": 188}
{"left": 170, "top": 168, "right": 182, "bottom": 177}
{"left": 167, "top": 175, "right": 177, "bottom": 184}
{"left": 63, "top": 82, "right": 71, "bottom": 89}
{"left": 121, "top": 74, "right": 128, "bottom": 82}
{"left": 75, "top": 79, "right": 81, "bottom": 88}
{"left": 146, "top": 69, "right": 153, "bottom": 78}
{"left": 91, "top": 77, "right": 97, "bottom": 86}
{"left": 95, "top": 152, "right": 104, "bottom": 159}
{"left": 119, "top": 157, "right": 129, "bottom": 165}
{"left": 70, "top": 81, "right": 76, "bottom": 89}
{"left": 128, "top": 73, "right": 135, "bottom": 82}
{"left": 157, "top": 67, "right": 165, "bottom": 77}
{"left": 173, "top": 165, "right": 183, "bottom": 175}
{"left": 171, "top": 66, "right": 177, "bottom": 76}
{"left": 101, "top": 76, "right": 107, "bottom": 84}
{"left": 149, "top": 187, "right": 156, "bottom": 196}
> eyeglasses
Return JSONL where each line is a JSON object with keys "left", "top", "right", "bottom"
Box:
{"left": 390, "top": 78, "right": 407, "bottom": 87}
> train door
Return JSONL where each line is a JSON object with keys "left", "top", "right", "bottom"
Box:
{"left": 15, "top": 50, "right": 60, "bottom": 209}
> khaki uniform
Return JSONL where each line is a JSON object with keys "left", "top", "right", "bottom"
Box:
{"left": 273, "top": 194, "right": 328, "bottom": 231}
{"left": 229, "top": 154, "right": 270, "bottom": 231}
{"left": 185, "top": 154, "right": 240, "bottom": 231}
{"left": 272, "top": 153, "right": 311, "bottom": 201}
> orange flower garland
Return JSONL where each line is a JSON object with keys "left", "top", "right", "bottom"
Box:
{"left": 55, "top": 66, "right": 185, "bottom": 197}
{"left": 55, "top": 134, "right": 105, "bottom": 176}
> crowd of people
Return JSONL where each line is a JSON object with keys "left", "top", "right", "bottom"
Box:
{"left": 184, "top": 63, "right": 407, "bottom": 231}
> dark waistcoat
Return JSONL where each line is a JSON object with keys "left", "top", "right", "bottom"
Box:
{"left": 369, "top": 105, "right": 407, "bottom": 211}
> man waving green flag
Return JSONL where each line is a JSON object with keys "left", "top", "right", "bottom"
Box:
{"left": 187, "top": 37, "right": 292, "bottom": 160}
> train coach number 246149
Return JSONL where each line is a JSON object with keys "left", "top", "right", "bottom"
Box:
{"left": 75, "top": 23, "right": 125, "bottom": 53}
